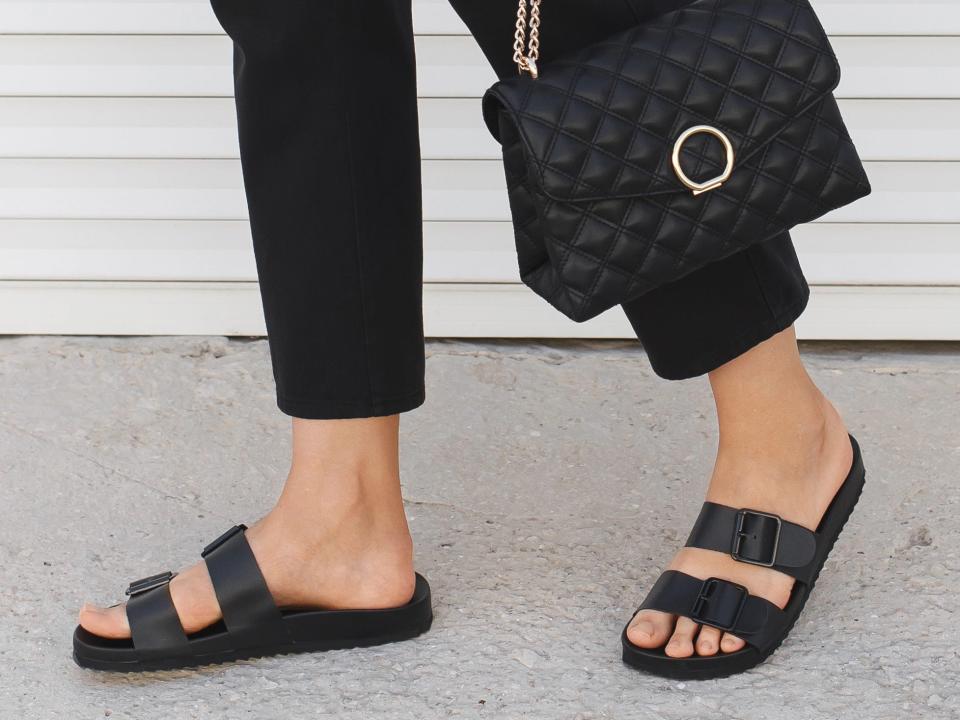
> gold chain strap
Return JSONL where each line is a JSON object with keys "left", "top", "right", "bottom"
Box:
{"left": 513, "top": 0, "right": 542, "bottom": 79}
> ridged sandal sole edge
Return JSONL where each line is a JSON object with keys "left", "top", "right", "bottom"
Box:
{"left": 74, "top": 613, "right": 434, "bottom": 674}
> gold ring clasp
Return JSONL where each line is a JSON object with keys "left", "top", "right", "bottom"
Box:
{"left": 671, "top": 125, "right": 735, "bottom": 196}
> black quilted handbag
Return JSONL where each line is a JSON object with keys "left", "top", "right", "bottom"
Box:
{"left": 482, "top": 0, "right": 871, "bottom": 322}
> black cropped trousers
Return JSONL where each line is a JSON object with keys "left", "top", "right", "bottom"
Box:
{"left": 210, "top": 0, "right": 810, "bottom": 420}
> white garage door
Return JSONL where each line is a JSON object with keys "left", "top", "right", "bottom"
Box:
{"left": 0, "top": 0, "right": 958, "bottom": 339}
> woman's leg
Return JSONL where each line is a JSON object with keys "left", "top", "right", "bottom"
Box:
{"left": 456, "top": 0, "right": 855, "bottom": 656}
{"left": 79, "top": 0, "right": 423, "bottom": 637}
{"left": 607, "top": 3, "right": 839, "bottom": 656}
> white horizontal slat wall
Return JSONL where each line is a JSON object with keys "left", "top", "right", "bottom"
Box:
{"left": 0, "top": 0, "right": 958, "bottom": 339}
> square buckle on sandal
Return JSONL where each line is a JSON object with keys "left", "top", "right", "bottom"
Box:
{"left": 731, "top": 509, "right": 782, "bottom": 568}
{"left": 125, "top": 570, "right": 177, "bottom": 597}
{"left": 689, "top": 577, "right": 748, "bottom": 632}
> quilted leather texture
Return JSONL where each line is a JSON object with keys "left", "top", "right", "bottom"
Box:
{"left": 483, "top": 0, "right": 871, "bottom": 322}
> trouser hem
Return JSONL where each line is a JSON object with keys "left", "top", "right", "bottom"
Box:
{"left": 647, "top": 286, "right": 811, "bottom": 381}
{"left": 276, "top": 387, "right": 426, "bottom": 420}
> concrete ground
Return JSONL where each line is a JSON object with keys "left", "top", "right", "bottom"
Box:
{"left": 0, "top": 336, "right": 957, "bottom": 720}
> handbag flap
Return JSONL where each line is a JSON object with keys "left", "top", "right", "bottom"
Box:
{"left": 482, "top": 0, "right": 841, "bottom": 203}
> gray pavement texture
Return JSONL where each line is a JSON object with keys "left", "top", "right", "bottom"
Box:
{"left": 0, "top": 336, "right": 958, "bottom": 720}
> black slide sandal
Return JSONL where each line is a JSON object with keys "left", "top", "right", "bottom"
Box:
{"left": 622, "top": 435, "right": 866, "bottom": 680}
{"left": 73, "top": 525, "right": 433, "bottom": 672}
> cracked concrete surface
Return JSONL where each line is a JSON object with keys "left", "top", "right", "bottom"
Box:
{"left": 0, "top": 336, "right": 957, "bottom": 719}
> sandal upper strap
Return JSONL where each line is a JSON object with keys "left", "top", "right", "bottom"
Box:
{"left": 201, "top": 525, "right": 290, "bottom": 648}
{"left": 685, "top": 503, "right": 818, "bottom": 583}
{"left": 639, "top": 570, "right": 789, "bottom": 650}
{"left": 125, "top": 571, "right": 190, "bottom": 660}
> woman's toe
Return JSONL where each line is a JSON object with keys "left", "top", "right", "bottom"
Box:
{"left": 720, "top": 632, "right": 746, "bottom": 653}
{"left": 626, "top": 609, "right": 674, "bottom": 648}
{"left": 78, "top": 602, "right": 131, "bottom": 639}
{"left": 664, "top": 616, "right": 699, "bottom": 658}
{"left": 695, "top": 625, "right": 722, "bottom": 656}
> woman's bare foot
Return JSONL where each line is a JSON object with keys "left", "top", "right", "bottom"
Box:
{"left": 627, "top": 327, "right": 854, "bottom": 657}
{"left": 78, "top": 415, "right": 416, "bottom": 639}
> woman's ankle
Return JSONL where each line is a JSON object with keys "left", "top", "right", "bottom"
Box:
{"left": 266, "top": 466, "right": 412, "bottom": 547}
{"left": 707, "top": 388, "right": 852, "bottom": 526}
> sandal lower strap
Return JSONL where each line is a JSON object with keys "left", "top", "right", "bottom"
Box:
{"left": 685, "top": 502, "right": 818, "bottom": 583}
{"left": 125, "top": 573, "right": 190, "bottom": 661}
{"left": 639, "top": 570, "right": 789, "bottom": 650}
